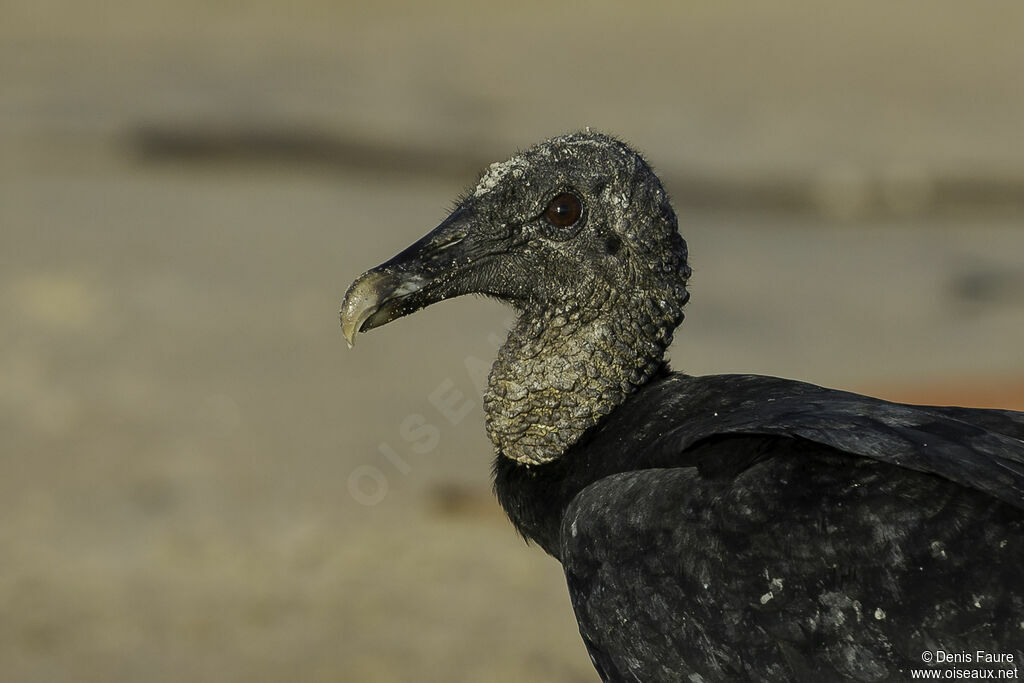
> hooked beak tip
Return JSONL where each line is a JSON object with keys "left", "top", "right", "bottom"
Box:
{"left": 341, "top": 320, "right": 356, "bottom": 349}
{"left": 339, "top": 308, "right": 361, "bottom": 348}
{"left": 340, "top": 269, "right": 423, "bottom": 348}
{"left": 339, "top": 270, "right": 389, "bottom": 348}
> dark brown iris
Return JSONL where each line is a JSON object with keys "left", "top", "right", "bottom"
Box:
{"left": 543, "top": 192, "right": 583, "bottom": 227}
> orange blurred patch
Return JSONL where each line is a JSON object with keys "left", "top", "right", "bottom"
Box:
{"left": 861, "top": 377, "right": 1024, "bottom": 411}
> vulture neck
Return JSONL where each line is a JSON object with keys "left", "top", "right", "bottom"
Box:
{"left": 483, "top": 295, "right": 674, "bottom": 466}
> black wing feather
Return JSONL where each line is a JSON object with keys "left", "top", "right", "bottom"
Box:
{"left": 556, "top": 373, "right": 1024, "bottom": 681}
{"left": 632, "top": 374, "right": 1024, "bottom": 509}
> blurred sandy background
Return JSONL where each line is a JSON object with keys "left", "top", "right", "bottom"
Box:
{"left": 2, "top": 2, "right": 1023, "bottom": 681}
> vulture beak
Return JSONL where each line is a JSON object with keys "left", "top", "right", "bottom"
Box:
{"left": 339, "top": 206, "right": 480, "bottom": 347}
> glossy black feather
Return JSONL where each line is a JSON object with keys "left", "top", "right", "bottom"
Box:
{"left": 494, "top": 373, "right": 1024, "bottom": 681}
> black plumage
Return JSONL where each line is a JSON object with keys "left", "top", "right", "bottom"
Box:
{"left": 340, "top": 131, "right": 1024, "bottom": 682}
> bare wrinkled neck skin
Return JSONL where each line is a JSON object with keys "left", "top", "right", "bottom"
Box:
{"left": 484, "top": 292, "right": 681, "bottom": 466}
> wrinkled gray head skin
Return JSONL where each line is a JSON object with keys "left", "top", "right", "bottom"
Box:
{"left": 341, "top": 131, "right": 691, "bottom": 465}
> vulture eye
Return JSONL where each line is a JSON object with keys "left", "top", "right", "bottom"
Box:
{"left": 543, "top": 192, "right": 583, "bottom": 227}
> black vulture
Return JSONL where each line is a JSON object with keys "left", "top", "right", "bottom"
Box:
{"left": 339, "top": 132, "right": 1024, "bottom": 682}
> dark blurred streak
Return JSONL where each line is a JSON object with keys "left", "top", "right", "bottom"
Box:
{"left": 950, "top": 266, "right": 1024, "bottom": 306}
{"left": 127, "top": 124, "right": 1024, "bottom": 217}
{"left": 129, "top": 124, "right": 493, "bottom": 179}
{"left": 666, "top": 175, "right": 809, "bottom": 214}
{"left": 933, "top": 176, "right": 1024, "bottom": 213}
